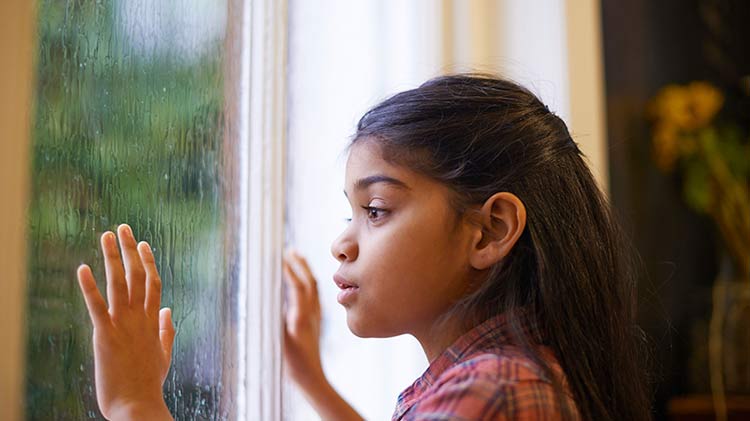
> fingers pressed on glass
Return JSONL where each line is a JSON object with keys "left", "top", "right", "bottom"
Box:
{"left": 118, "top": 224, "right": 147, "bottom": 307}
{"left": 288, "top": 251, "right": 317, "bottom": 295}
{"left": 159, "top": 308, "right": 176, "bottom": 362}
{"left": 101, "top": 231, "right": 128, "bottom": 314}
{"left": 138, "top": 241, "right": 162, "bottom": 319}
{"left": 282, "top": 258, "right": 301, "bottom": 287}
{"left": 77, "top": 264, "right": 109, "bottom": 328}
{"left": 283, "top": 259, "right": 306, "bottom": 308}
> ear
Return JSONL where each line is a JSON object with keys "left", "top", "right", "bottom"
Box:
{"left": 469, "top": 192, "right": 527, "bottom": 270}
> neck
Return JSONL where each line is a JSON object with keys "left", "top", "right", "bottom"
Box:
{"left": 413, "top": 314, "right": 469, "bottom": 362}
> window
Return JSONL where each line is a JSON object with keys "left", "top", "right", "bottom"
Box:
{"left": 23, "top": 0, "right": 285, "bottom": 419}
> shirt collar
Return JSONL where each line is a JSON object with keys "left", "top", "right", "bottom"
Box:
{"left": 396, "top": 309, "right": 543, "bottom": 405}
{"left": 421, "top": 310, "right": 540, "bottom": 387}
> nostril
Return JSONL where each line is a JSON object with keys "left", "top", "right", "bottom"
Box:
{"left": 331, "top": 234, "right": 357, "bottom": 262}
{"left": 334, "top": 248, "right": 355, "bottom": 263}
{"left": 331, "top": 244, "right": 349, "bottom": 262}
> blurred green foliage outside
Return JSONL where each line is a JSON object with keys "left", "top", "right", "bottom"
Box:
{"left": 27, "top": 0, "right": 235, "bottom": 419}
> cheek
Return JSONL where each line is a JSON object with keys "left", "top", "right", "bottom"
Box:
{"left": 373, "top": 223, "right": 437, "bottom": 271}
{"left": 348, "top": 209, "right": 469, "bottom": 336}
{"left": 355, "top": 225, "right": 438, "bottom": 308}
{"left": 369, "top": 214, "right": 458, "bottom": 293}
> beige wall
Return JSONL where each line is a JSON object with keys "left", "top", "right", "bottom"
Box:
{"left": 565, "top": 0, "right": 609, "bottom": 192}
{"left": 0, "top": 1, "right": 33, "bottom": 420}
{"left": 438, "top": 0, "right": 609, "bottom": 192}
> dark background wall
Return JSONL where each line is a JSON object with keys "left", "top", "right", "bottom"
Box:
{"left": 600, "top": 0, "right": 749, "bottom": 418}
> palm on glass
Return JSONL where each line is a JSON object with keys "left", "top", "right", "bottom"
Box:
{"left": 76, "top": 224, "right": 175, "bottom": 420}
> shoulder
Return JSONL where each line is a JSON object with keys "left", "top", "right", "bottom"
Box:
{"left": 437, "top": 348, "right": 553, "bottom": 385}
{"left": 403, "top": 348, "right": 573, "bottom": 420}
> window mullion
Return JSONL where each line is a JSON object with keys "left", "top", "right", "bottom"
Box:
{"left": 238, "top": 0, "right": 287, "bottom": 418}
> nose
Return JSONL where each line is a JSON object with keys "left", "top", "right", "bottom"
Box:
{"left": 331, "top": 227, "right": 358, "bottom": 263}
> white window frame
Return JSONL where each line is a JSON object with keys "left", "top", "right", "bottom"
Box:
{"left": 237, "top": 0, "right": 287, "bottom": 419}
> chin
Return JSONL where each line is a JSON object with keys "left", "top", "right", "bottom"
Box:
{"left": 345, "top": 312, "right": 399, "bottom": 338}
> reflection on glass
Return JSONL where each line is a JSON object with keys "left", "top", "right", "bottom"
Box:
{"left": 26, "top": 0, "right": 237, "bottom": 419}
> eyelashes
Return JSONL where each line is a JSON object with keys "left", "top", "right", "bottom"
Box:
{"left": 363, "top": 206, "right": 385, "bottom": 221}
{"left": 344, "top": 206, "right": 388, "bottom": 223}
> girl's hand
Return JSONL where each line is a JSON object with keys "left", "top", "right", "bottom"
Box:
{"left": 282, "top": 250, "right": 364, "bottom": 421}
{"left": 76, "top": 224, "right": 175, "bottom": 421}
{"left": 282, "top": 250, "right": 325, "bottom": 392}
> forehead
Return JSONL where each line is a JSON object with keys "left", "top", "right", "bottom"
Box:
{"left": 344, "top": 140, "right": 464, "bottom": 224}
{"left": 342, "top": 141, "right": 459, "bottom": 210}
{"left": 344, "top": 141, "right": 411, "bottom": 187}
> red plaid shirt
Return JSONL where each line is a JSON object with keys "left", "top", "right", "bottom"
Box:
{"left": 392, "top": 313, "right": 580, "bottom": 420}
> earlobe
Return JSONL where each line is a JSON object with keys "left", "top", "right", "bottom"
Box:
{"left": 468, "top": 192, "right": 526, "bottom": 271}
{"left": 470, "top": 238, "right": 504, "bottom": 270}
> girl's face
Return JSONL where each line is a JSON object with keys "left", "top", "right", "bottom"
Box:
{"left": 331, "top": 140, "right": 477, "bottom": 340}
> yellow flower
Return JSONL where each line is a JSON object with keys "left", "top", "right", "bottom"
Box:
{"left": 648, "top": 81, "right": 724, "bottom": 173}
{"left": 687, "top": 81, "right": 723, "bottom": 129}
{"left": 652, "top": 122, "right": 680, "bottom": 172}
{"left": 649, "top": 82, "right": 724, "bottom": 131}
{"left": 649, "top": 85, "right": 693, "bottom": 130}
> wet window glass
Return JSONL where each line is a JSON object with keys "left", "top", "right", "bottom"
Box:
{"left": 26, "top": 0, "right": 239, "bottom": 419}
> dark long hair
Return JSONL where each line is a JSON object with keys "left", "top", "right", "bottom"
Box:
{"left": 352, "top": 74, "right": 652, "bottom": 421}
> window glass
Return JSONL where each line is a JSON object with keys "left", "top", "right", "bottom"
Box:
{"left": 26, "top": 0, "right": 238, "bottom": 419}
{"left": 285, "top": 2, "right": 429, "bottom": 419}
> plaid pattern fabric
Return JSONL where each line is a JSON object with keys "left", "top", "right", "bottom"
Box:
{"left": 392, "top": 313, "right": 580, "bottom": 420}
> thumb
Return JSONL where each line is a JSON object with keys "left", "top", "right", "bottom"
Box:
{"left": 159, "top": 308, "right": 176, "bottom": 365}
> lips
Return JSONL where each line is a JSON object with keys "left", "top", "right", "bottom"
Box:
{"left": 333, "top": 273, "right": 360, "bottom": 305}
{"left": 333, "top": 273, "right": 358, "bottom": 290}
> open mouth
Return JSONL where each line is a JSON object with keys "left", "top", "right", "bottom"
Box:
{"left": 333, "top": 274, "right": 359, "bottom": 305}
{"left": 333, "top": 274, "right": 358, "bottom": 290}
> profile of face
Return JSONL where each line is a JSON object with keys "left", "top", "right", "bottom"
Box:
{"left": 330, "top": 140, "right": 478, "bottom": 340}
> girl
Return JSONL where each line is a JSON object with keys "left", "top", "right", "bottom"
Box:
{"left": 77, "top": 74, "right": 652, "bottom": 420}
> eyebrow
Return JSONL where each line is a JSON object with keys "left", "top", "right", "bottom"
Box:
{"left": 343, "top": 174, "right": 410, "bottom": 198}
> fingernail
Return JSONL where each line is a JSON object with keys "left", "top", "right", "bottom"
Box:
{"left": 145, "top": 244, "right": 155, "bottom": 256}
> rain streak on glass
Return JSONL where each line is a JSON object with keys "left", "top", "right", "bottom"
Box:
{"left": 26, "top": 0, "right": 239, "bottom": 419}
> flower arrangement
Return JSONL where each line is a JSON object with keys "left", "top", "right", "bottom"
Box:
{"left": 649, "top": 81, "right": 750, "bottom": 420}
{"left": 648, "top": 81, "right": 750, "bottom": 280}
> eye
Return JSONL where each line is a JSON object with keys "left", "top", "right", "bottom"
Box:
{"left": 362, "top": 206, "right": 386, "bottom": 221}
